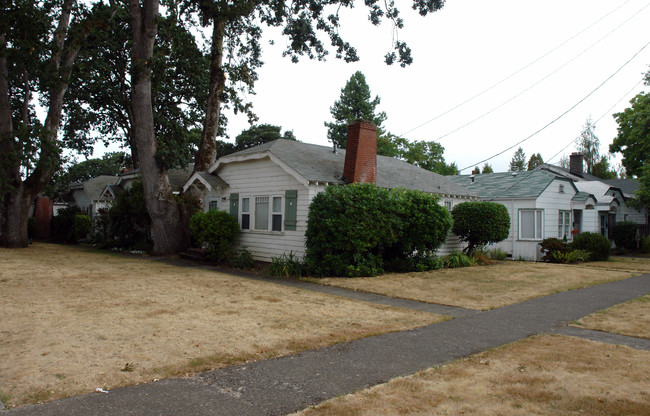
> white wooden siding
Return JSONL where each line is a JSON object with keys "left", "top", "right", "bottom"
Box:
{"left": 217, "top": 158, "right": 311, "bottom": 261}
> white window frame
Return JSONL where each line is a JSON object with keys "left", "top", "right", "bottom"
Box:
{"left": 444, "top": 200, "right": 453, "bottom": 211}
{"left": 207, "top": 200, "right": 219, "bottom": 211}
{"left": 558, "top": 210, "right": 571, "bottom": 240}
{"left": 240, "top": 194, "right": 283, "bottom": 233}
{"left": 519, "top": 209, "right": 543, "bottom": 240}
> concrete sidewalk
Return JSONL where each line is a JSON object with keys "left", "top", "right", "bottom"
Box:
{"left": 6, "top": 273, "right": 649, "bottom": 416}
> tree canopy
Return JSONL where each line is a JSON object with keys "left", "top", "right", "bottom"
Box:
{"left": 377, "top": 133, "right": 458, "bottom": 175}
{"left": 527, "top": 153, "right": 543, "bottom": 170}
{"left": 325, "top": 71, "right": 387, "bottom": 149}
{"left": 509, "top": 147, "right": 526, "bottom": 172}
{"left": 610, "top": 92, "right": 649, "bottom": 178}
{"left": 1, "top": 0, "right": 116, "bottom": 247}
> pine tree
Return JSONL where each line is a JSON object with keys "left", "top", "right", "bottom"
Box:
{"left": 509, "top": 147, "right": 526, "bottom": 172}
{"left": 325, "top": 71, "right": 387, "bottom": 149}
{"left": 527, "top": 153, "right": 543, "bottom": 170}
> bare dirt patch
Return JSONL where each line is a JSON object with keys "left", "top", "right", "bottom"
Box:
{"left": 573, "top": 295, "right": 650, "bottom": 339}
{"left": 294, "top": 335, "right": 650, "bottom": 416}
{"left": 310, "top": 261, "right": 638, "bottom": 310}
{"left": 0, "top": 243, "right": 444, "bottom": 408}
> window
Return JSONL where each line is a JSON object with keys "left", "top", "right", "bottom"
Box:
{"left": 444, "top": 200, "right": 453, "bottom": 211}
{"left": 208, "top": 200, "right": 219, "bottom": 211}
{"left": 558, "top": 211, "right": 571, "bottom": 239}
{"left": 241, "top": 197, "right": 250, "bottom": 230}
{"left": 519, "top": 210, "right": 543, "bottom": 240}
{"left": 240, "top": 195, "right": 283, "bottom": 232}
{"left": 559, "top": 184, "right": 565, "bottom": 193}
{"left": 272, "top": 196, "right": 282, "bottom": 231}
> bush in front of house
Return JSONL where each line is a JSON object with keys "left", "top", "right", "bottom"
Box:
{"left": 305, "top": 183, "right": 452, "bottom": 277}
{"left": 108, "top": 181, "right": 152, "bottom": 251}
{"left": 571, "top": 232, "right": 611, "bottom": 261}
{"left": 539, "top": 238, "right": 570, "bottom": 262}
{"left": 189, "top": 209, "right": 240, "bottom": 262}
{"left": 549, "top": 249, "right": 591, "bottom": 264}
{"left": 612, "top": 221, "right": 639, "bottom": 250}
{"left": 50, "top": 207, "right": 90, "bottom": 244}
{"left": 451, "top": 202, "right": 510, "bottom": 255}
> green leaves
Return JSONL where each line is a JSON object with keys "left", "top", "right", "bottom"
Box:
{"left": 325, "top": 71, "right": 386, "bottom": 149}
{"left": 189, "top": 209, "right": 240, "bottom": 262}
{"left": 451, "top": 202, "right": 510, "bottom": 255}
{"left": 610, "top": 92, "right": 650, "bottom": 178}
{"left": 305, "top": 183, "right": 452, "bottom": 277}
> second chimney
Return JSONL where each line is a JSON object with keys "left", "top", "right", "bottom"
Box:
{"left": 343, "top": 120, "right": 377, "bottom": 184}
{"left": 569, "top": 152, "right": 584, "bottom": 176}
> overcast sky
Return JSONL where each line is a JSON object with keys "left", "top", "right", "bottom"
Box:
{"left": 98, "top": 0, "right": 650, "bottom": 174}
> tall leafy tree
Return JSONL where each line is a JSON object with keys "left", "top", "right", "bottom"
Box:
{"left": 481, "top": 163, "right": 493, "bottom": 174}
{"left": 610, "top": 93, "right": 649, "bottom": 178}
{"left": 325, "top": 71, "right": 386, "bottom": 149}
{"left": 63, "top": 5, "right": 208, "bottom": 169}
{"left": 377, "top": 133, "right": 457, "bottom": 175}
{"left": 527, "top": 153, "right": 543, "bottom": 170}
{"left": 234, "top": 124, "right": 297, "bottom": 150}
{"left": 509, "top": 147, "right": 526, "bottom": 172}
{"left": 0, "top": 0, "right": 116, "bottom": 248}
{"left": 127, "top": 0, "right": 446, "bottom": 254}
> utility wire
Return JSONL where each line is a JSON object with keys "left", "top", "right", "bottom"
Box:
{"left": 434, "top": 1, "right": 650, "bottom": 143}
{"left": 544, "top": 77, "right": 646, "bottom": 163}
{"left": 459, "top": 40, "right": 650, "bottom": 173}
{"left": 398, "top": 0, "right": 638, "bottom": 138}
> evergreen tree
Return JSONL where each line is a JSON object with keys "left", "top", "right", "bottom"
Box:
{"left": 527, "top": 153, "right": 543, "bottom": 170}
{"left": 575, "top": 118, "right": 601, "bottom": 175}
{"left": 325, "top": 71, "right": 386, "bottom": 149}
{"left": 481, "top": 163, "right": 494, "bottom": 174}
{"left": 509, "top": 147, "right": 526, "bottom": 172}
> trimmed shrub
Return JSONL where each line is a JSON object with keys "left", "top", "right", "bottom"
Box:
{"left": 451, "top": 202, "right": 510, "bottom": 255}
{"left": 640, "top": 236, "right": 650, "bottom": 254}
{"left": 27, "top": 217, "right": 36, "bottom": 239}
{"left": 612, "top": 221, "right": 639, "bottom": 250}
{"left": 539, "top": 238, "right": 570, "bottom": 262}
{"left": 74, "top": 214, "right": 92, "bottom": 241}
{"left": 305, "top": 183, "right": 452, "bottom": 277}
{"left": 189, "top": 210, "right": 240, "bottom": 262}
{"left": 51, "top": 207, "right": 89, "bottom": 244}
{"left": 108, "top": 181, "right": 152, "bottom": 250}
{"left": 571, "top": 232, "right": 610, "bottom": 261}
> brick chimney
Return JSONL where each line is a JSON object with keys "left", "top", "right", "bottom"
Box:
{"left": 343, "top": 120, "right": 377, "bottom": 183}
{"left": 569, "top": 152, "right": 584, "bottom": 176}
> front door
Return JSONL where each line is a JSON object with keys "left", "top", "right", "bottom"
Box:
{"left": 599, "top": 213, "right": 607, "bottom": 237}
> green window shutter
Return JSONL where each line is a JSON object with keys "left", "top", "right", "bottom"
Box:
{"left": 229, "top": 193, "right": 239, "bottom": 218}
{"left": 284, "top": 190, "right": 297, "bottom": 231}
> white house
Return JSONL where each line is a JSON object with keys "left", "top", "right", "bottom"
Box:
{"left": 449, "top": 170, "right": 598, "bottom": 261}
{"left": 67, "top": 175, "right": 119, "bottom": 219}
{"left": 537, "top": 153, "right": 648, "bottom": 238}
{"left": 184, "top": 120, "right": 477, "bottom": 261}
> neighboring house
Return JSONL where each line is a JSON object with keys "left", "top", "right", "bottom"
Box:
{"left": 184, "top": 120, "right": 477, "bottom": 261}
{"left": 98, "top": 165, "right": 194, "bottom": 201}
{"left": 449, "top": 170, "right": 595, "bottom": 261}
{"left": 537, "top": 153, "right": 648, "bottom": 235}
{"left": 66, "top": 175, "right": 119, "bottom": 219}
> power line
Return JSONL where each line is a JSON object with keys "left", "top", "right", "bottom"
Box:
{"left": 434, "top": 1, "right": 650, "bottom": 143}
{"left": 398, "top": 0, "right": 639, "bottom": 138}
{"left": 459, "top": 40, "right": 650, "bottom": 172}
{"left": 544, "top": 77, "right": 646, "bottom": 163}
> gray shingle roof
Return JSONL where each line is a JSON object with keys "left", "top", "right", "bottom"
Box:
{"left": 602, "top": 178, "right": 639, "bottom": 198}
{"left": 70, "top": 175, "right": 119, "bottom": 201}
{"left": 218, "top": 140, "right": 475, "bottom": 197}
{"left": 448, "top": 170, "right": 570, "bottom": 199}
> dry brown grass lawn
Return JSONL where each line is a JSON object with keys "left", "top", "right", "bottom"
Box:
{"left": 573, "top": 295, "right": 650, "bottom": 339}
{"left": 310, "top": 261, "right": 642, "bottom": 310}
{"left": 0, "top": 243, "right": 444, "bottom": 408}
{"left": 294, "top": 335, "right": 650, "bottom": 416}
{"left": 578, "top": 256, "right": 650, "bottom": 274}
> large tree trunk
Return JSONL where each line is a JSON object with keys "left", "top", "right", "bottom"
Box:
{"left": 129, "top": 0, "right": 188, "bottom": 255}
{"left": 193, "top": 19, "right": 226, "bottom": 173}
